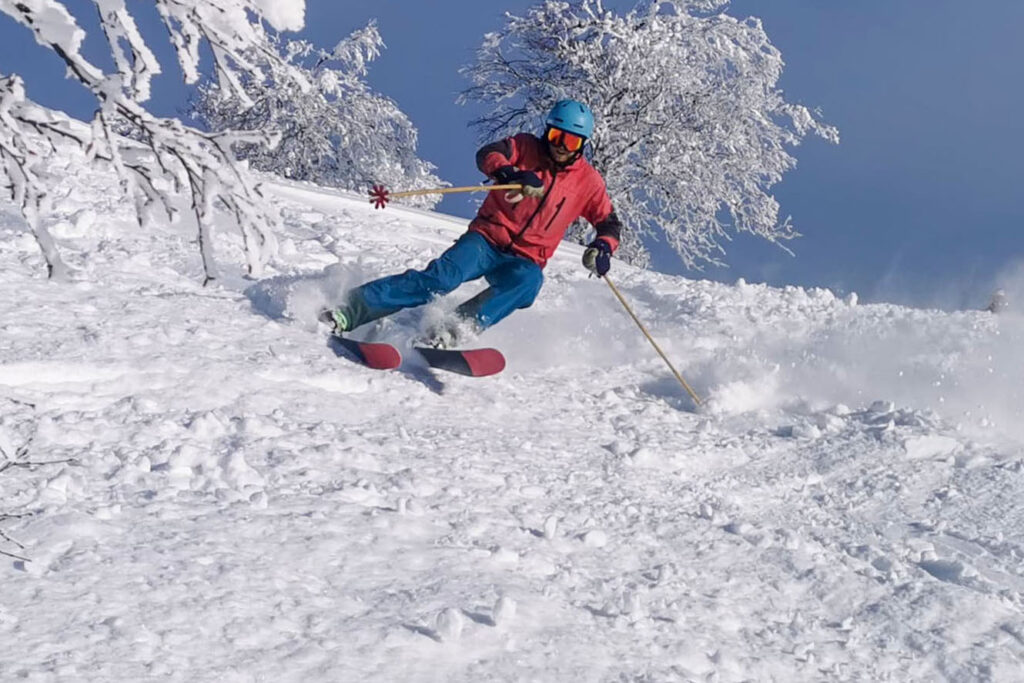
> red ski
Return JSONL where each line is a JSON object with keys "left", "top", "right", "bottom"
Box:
{"left": 329, "top": 335, "right": 504, "bottom": 377}
{"left": 414, "top": 346, "right": 505, "bottom": 377}
{"left": 329, "top": 336, "right": 402, "bottom": 370}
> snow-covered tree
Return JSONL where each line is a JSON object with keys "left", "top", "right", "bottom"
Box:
{"left": 459, "top": 0, "right": 839, "bottom": 269}
{"left": 193, "top": 23, "right": 444, "bottom": 209}
{"left": 0, "top": 0, "right": 311, "bottom": 283}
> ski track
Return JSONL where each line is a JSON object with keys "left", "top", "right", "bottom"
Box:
{"left": 2, "top": 157, "right": 1024, "bottom": 681}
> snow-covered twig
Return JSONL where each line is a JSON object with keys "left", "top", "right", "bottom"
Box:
{"left": 0, "top": 458, "right": 78, "bottom": 474}
{"left": 192, "top": 27, "right": 444, "bottom": 208}
{"left": 0, "top": 485, "right": 32, "bottom": 563}
{"left": 0, "top": 547, "right": 30, "bottom": 563}
{"left": 0, "top": 504, "right": 29, "bottom": 561}
{"left": 0, "top": 399, "right": 49, "bottom": 563}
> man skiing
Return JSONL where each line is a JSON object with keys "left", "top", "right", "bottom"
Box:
{"left": 322, "top": 99, "right": 623, "bottom": 347}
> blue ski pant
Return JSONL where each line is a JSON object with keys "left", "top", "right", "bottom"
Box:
{"left": 344, "top": 232, "right": 544, "bottom": 331}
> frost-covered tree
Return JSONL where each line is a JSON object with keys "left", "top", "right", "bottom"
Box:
{"left": 460, "top": 0, "right": 839, "bottom": 269}
{"left": 193, "top": 23, "right": 444, "bottom": 209}
{"left": 0, "top": 0, "right": 311, "bottom": 283}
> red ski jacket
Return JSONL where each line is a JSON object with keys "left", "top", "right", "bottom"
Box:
{"left": 469, "top": 133, "right": 621, "bottom": 268}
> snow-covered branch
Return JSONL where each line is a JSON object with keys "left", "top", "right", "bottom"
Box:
{"left": 0, "top": 0, "right": 311, "bottom": 282}
{"left": 0, "top": 73, "right": 70, "bottom": 279}
{"left": 459, "top": 0, "right": 839, "bottom": 269}
{"left": 192, "top": 24, "right": 444, "bottom": 208}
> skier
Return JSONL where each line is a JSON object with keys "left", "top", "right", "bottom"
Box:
{"left": 321, "top": 99, "right": 623, "bottom": 347}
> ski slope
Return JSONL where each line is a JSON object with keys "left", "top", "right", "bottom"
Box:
{"left": 2, "top": 152, "right": 1024, "bottom": 681}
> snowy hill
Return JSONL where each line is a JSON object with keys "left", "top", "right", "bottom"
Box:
{"left": 2, "top": 152, "right": 1024, "bottom": 681}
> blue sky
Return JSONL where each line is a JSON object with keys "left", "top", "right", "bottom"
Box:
{"left": 2, "top": 1, "right": 1023, "bottom": 309}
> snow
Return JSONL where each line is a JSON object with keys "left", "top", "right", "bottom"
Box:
{"left": 1, "top": 0, "right": 86, "bottom": 55}
{"left": 251, "top": 0, "right": 305, "bottom": 32}
{"left": 3, "top": 153, "right": 1024, "bottom": 681}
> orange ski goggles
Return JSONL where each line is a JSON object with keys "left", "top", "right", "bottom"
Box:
{"left": 546, "top": 126, "right": 586, "bottom": 152}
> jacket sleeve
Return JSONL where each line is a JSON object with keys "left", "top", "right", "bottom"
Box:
{"left": 476, "top": 139, "right": 512, "bottom": 176}
{"left": 581, "top": 176, "right": 621, "bottom": 252}
{"left": 592, "top": 211, "right": 622, "bottom": 252}
{"left": 475, "top": 133, "right": 532, "bottom": 177}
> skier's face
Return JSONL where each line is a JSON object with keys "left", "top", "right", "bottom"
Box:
{"left": 545, "top": 126, "right": 584, "bottom": 165}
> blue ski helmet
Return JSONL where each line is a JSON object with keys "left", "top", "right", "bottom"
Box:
{"left": 546, "top": 99, "right": 594, "bottom": 139}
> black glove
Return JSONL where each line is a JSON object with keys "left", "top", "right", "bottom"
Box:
{"left": 582, "top": 239, "right": 612, "bottom": 277}
{"left": 493, "top": 165, "right": 544, "bottom": 199}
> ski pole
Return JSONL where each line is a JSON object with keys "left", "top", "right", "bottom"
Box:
{"left": 602, "top": 275, "right": 702, "bottom": 406}
{"left": 369, "top": 183, "right": 523, "bottom": 209}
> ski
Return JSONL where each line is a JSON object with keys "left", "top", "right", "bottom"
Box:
{"left": 328, "top": 333, "right": 504, "bottom": 377}
{"left": 329, "top": 335, "right": 402, "bottom": 370}
{"left": 414, "top": 346, "right": 506, "bottom": 377}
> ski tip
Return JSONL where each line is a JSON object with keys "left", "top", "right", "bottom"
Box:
{"left": 331, "top": 336, "right": 402, "bottom": 370}
{"left": 413, "top": 346, "right": 505, "bottom": 377}
{"left": 462, "top": 348, "right": 505, "bottom": 377}
{"left": 359, "top": 343, "right": 402, "bottom": 370}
